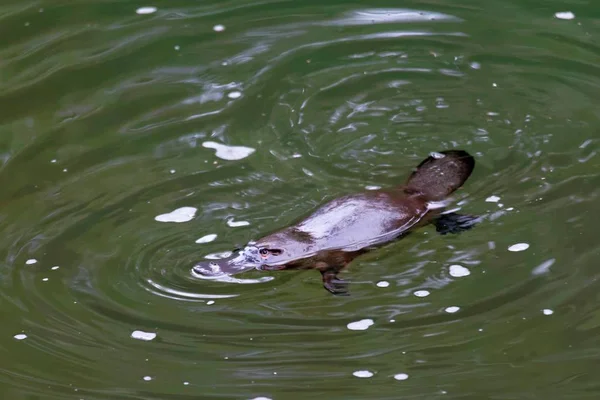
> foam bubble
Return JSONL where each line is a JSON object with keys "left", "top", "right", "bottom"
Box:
{"left": 228, "top": 91, "right": 242, "bottom": 99}
{"left": 249, "top": 397, "right": 272, "bottom": 400}
{"left": 376, "top": 281, "right": 390, "bottom": 288}
{"left": 347, "top": 319, "right": 374, "bottom": 331}
{"left": 131, "top": 330, "right": 157, "bottom": 341}
{"left": 14, "top": 334, "right": 27, "bottom": 340}
{"left": 543, "top": 309, "right": 554, "bottom": 315}
{"left": 555, "top": 11, "right": 575, "bottom": 20}
{"left": 154, "top": 207, "right": 197, "bottom": 223}
{"left": 25, "top": 259, "right": 37, "bottom": 265}
{"left": 213, "top": 24, "right": 225, "bottom": 32}
{"left": 136, "top": 7, "right": 157, "bottom": 15}
{"left": 207, "top": 300, "right": 215, "bottom": 305}
{"left": 394, "top": 373, "right": 409, "bottom": 381}
{"left": 445, "top": 306, "right": 460, "bottom": 313}
{"left": 353, "top": 370, "right": 374, "bottom": 378}
{"left": 196, "top": 234, "right": 217, "bottom": 244}
{"left": 414, "top": 290, "right": 430, "bottom": 297}
{"left": 486, "top": 195, "right": 501, "bottom": 203}
{"left": 202, "top": 141, "right": 255, "bottom": 161}
{"left": 365, "top": 185, "right": 381, "bottom": 190}
{"left": 51, "top": 266, "right": 59, "bottom": 270}
{"left": 227, "top": 218, "right": 250, "bottom": 227}
{"left": 449, "top": 265, "right": 470, "bottom": 277}
{"left": 508, "top": 243, "right": 529, "bottom": 252}
{"left": 143, "top": 376, "right": 152, "bottom": 381}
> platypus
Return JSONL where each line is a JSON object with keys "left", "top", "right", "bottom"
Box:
{"left": 193, "top": 150, "right": 479, "bottom": 295}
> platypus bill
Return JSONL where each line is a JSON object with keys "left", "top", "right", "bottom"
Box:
{"left": 193, "top": 150, "right": 479, "bottom": 295}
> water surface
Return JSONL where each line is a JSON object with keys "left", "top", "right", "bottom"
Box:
{"left": 2, "top": 1, "right": 600, "bottom": 399}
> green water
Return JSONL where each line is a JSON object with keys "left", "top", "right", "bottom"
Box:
{"left": 1, "top": 1, "right": 600, "bottom": 399}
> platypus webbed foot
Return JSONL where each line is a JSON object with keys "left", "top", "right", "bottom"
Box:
{"left": 321, "top": 270, "right": 350, "bottom": 296}
{"left": 434, "top": 212, "right": 481, "bottom": 235}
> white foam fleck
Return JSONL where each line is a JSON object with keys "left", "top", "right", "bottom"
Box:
{"left": 555, "top": 11, "right": 575, "bottom": 20}
{"left": 183, "top": 381, "right": 189, "bottom": 385}
{"left": 445, "top": 306, "right": 460, "bottom": 313}
{"left": 51, "top": 266, "right": 59, "bottom": 270}
{"left": 143, "top": 376, "right": 152, "bottom": 381}
{"left": 196, "top": 234, "right": 217, "bottom": 244}
{"left": 202, "top": 141, "right": 255, "bottom": 161}
{"left": 174, "top": 45, "right": 180, "bottom": 51}
{"left": 414, "top": 290, "right": 430, "bottom": 297}
{"left": 51, "top": 159, "right": 57, "bottom": 163}
{"left": 207, "top": 300, "right": 215, "bottom": 305}
{"left": 365, "top": 185, "right": 381, "bottom": 190}
{"left": 227, "top": 218, "right": 250, "bottom": 227}
{"left": 486, "top": 195, "right": 501, "bottom": 203}
{"left": 136, "top": 7, "right": 157, "bottom": 15}
{"left": 170, "top": 169, "right": 176, "bottom": 174}
{"left": 213, "top": 24, "right": 225, "bottom": 32}
{"left": 154, "top": 207, "right": 197, "bottom": 223}
{"left": 131, "top": 330, "right": 157, "bottom": 341}
{"left": 470, "top": 62, "right": 481, "bottom": 69}
{"left": 532, "top": 258, "right": 555, "bottom": 276}
{"left": 42, "top": 278, "right": 48, "bottom": 282}
{"left": 249, "top": 397, "right": 272, "bottom": 400}
{"left": 347, "top": 319, "right": 374, "bottom": 331}
{"left": 353, "top": 370, "right": 374, "bottom": 378}
{"left": 25, "top": 259, "right": 38, "bottom": 265}
{"left": 228, "top": 91, "right": 242, "bottom": 99}
{"left": 543, "top": 309, "right": 554, "bottom": 315}
{"left": 14, "top": 334, "right": 27, "bottom": 340}
{"left": 508, "top": 243, "right": 529, "bottom": 252}
{"left": 376, "top": 281, "right": 390, "bottom": 288}
{"left": 449, "top": 265, "right": 470, "bottom": 277}
{"left": 394, "top": 373, "right": 409, "bottom": 381}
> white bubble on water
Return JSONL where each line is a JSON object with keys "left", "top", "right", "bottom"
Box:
{"left": 213, "top": 24, "right": 225, "bottom": 32}
{"left": 42, "top": 278, "right": 48, "bottom": 282}
{"left": 154, "top": 207, "right": 197, "bottom": 223}
{"left": 376, "top": 281, "right": 390, "bottom": 288}
{"left": 131, "top": 330, "right": 157, "bottom": 341}
{"left": 228, "top": 91, "right": 242, "bottom": 99}
{"left": 136, "top": 7, "right": 157, "bottom": 15}
{"left": 555, "top": 11, "right": 575, "bottom": 20}
{"left": 449, "top": 265, "right": 470, "bottom": 277}
{"left": 196, "top": 234, "right": 217, "bottom": 244}
{"left": 365, "top": 185, "right": 381, "bottom": 190}
{"left": 249, "top": 397, "right": 272, "bottom": 400}
{"left": 51, "top": 266, "right": 59, "bottom": 270}
{"left": 414, "top": 290, "right": 430, "bottom": 297}
{"left": 183, "top": 381, "right": 189, "bottom": 385}
{"left": 227, "top": 218, "right": 250, "bottom": 227}
{"left": 143, "top": 376, "right": 152, "bottom": 381}
{"left": 445, "top": 306, "right": 460, "bottom": 313}
{"left": 26, "top": 259, "right": 38, "bottom": 265}
{"left": 207, "top": 300, "right": 215, "bottom": 305}
{"left": 202, "top": 141, "right": 255, "bottom": 161}
{"left": 394, "top": 373, "right": 409, "bottom": 381}
{"left": 543, "top": 309, "right": 554, "bottom": 315}
{"left": 347, "top": 319, "right": 374, "bottom": 331}
{"left": 353, "top": 370, "right": 374, "bottom": 378}
{"left": 486, "top": 195, "right": 501, "bottom": 203}
{"left": 508, "top": 243, "right": 529, "bottom": 252}
{"left": 14, "top": 334, "right": 27, "bottom": 340}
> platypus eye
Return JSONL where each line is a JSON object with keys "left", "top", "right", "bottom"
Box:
{"left": 259, "top": 248, "right": 269, "bottom": 256}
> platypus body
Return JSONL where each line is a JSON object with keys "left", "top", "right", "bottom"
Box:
{"left": 193, "top": 150, "right": 479, "bottom": 295}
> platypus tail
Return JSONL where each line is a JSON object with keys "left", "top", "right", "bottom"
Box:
{"left": 405, "top": 150, "right": 475, "bottom": 201}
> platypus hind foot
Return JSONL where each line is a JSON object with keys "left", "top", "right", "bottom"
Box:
{"left": 434, "top": 212, "right": 481, "bottom": 235}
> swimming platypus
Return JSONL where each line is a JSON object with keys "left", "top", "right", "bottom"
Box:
{"left": 193, "top": 150, "right": 479, "bottom": 295}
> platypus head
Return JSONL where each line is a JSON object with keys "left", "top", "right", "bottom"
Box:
{"left": 192, "top": 243, "right": 287, "bottom": 277}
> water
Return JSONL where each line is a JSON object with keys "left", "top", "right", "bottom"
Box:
{"left": 1, "top": 1, "right": 599, "bottom": 399}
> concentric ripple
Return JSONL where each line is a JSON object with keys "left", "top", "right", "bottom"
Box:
{"left": 1, "top": 1, "right": 600, "bottom": 399}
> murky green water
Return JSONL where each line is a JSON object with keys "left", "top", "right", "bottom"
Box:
{"left": 2, "top": 1, "right": 600, "bottom": 399}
